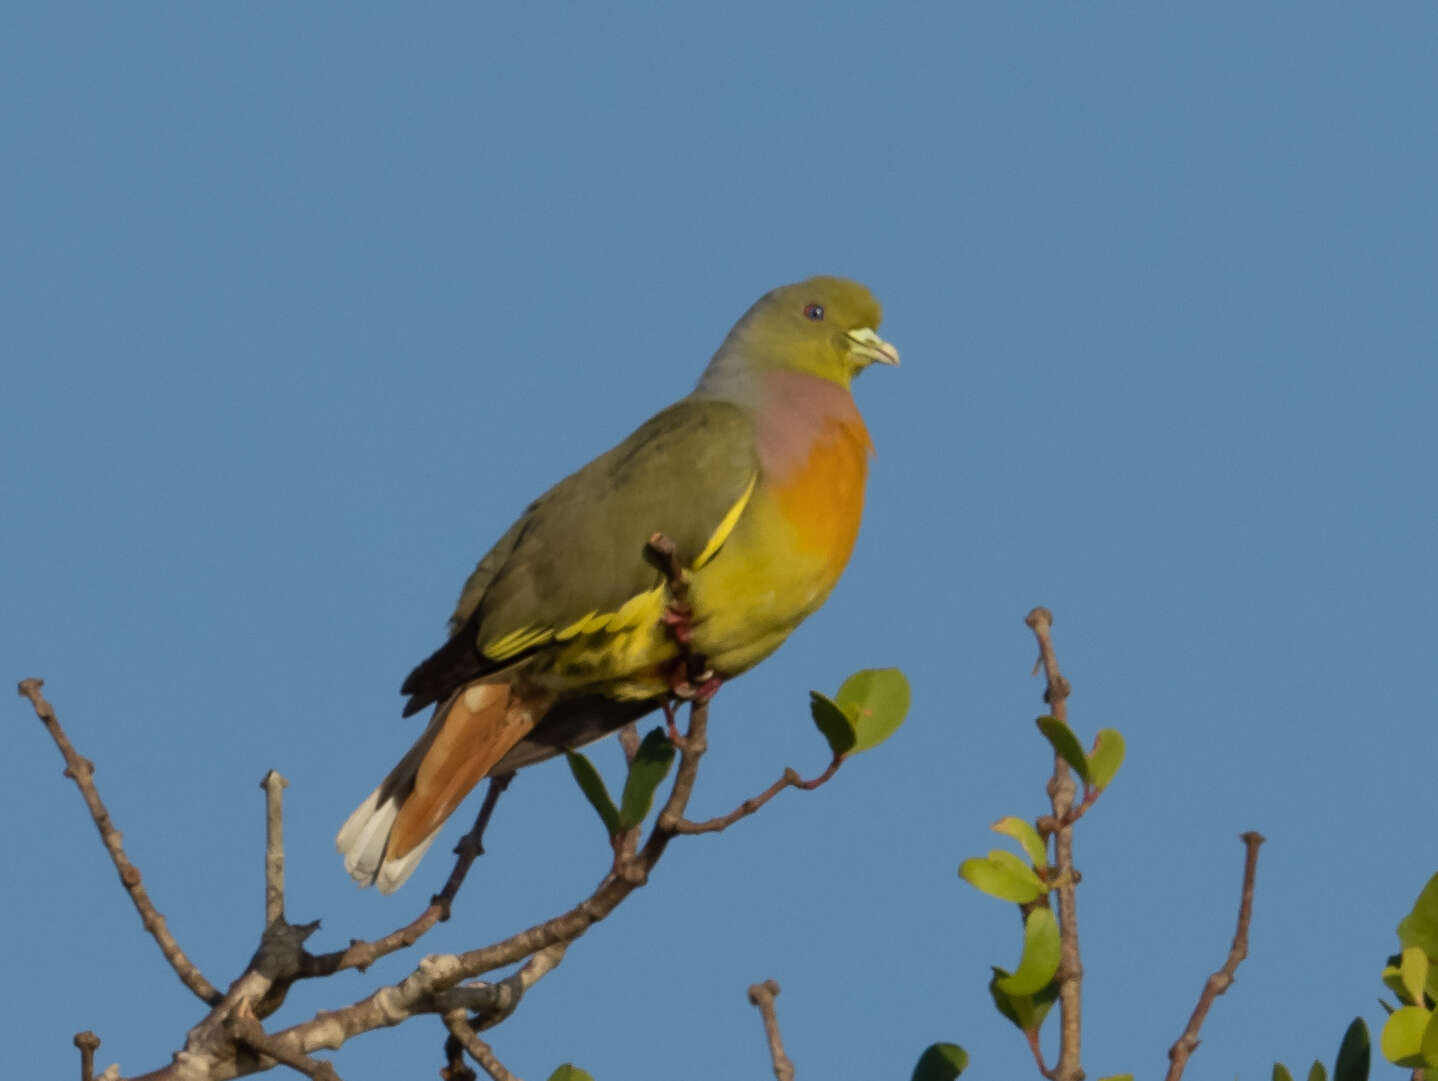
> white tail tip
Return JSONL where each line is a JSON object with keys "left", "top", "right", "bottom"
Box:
{"left": 336, "top": 784, "right": 441, "bottom": 894}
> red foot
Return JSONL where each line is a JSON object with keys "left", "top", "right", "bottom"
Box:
{"left": 665, "top": 660, "right": 722, "bottom": 701}
{"left": 685, "top": 673, "right": 723, "bottom": 703}
{"left": 662, "top": 698, "right": 682, "bottom": 743}
{"left": 661, "top": 672, "right": 724, "bottom": 742}
{"left": 661, "top": 603, "right": 694, "bottom": 645}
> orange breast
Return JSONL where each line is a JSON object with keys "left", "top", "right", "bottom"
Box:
{"left": 772, "top": 412, "right": 872, "bottom": 579}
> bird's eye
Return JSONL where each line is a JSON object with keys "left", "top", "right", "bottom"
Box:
{"left": 803, "top": 303, "right": 824, "bottom": 321}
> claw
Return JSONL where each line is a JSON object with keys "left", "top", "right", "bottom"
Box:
{"left": 668, "top": 669, "right": 721, "bottom": 703}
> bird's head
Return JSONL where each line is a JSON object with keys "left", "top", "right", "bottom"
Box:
{"left": 699, "top": 276, "right": 900, "bottom": 395}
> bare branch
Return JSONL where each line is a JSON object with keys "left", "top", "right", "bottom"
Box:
{"left": 186, "top": 703, "right": 716, "bottom": 1080}
{"left": 177, "top": 916, "right": 321, "bottom": 1073}
{"left": 18, "top": 678, "right": 223, "bottom": 1006}
{"left": 443, "top": 1014, "right": 521, "bottom": 1081}
{"left": 442, "top": 1033, "right": 479, "bottom": 1081}
{"left": 299, "top": 772, "right": 514, "bottom": 979}
{"left": 1164, "top": 832, "right": 1266, "bottom": 1081}
{"left": 74, "top": 1030, "right": 101, "bottom": 1081}
{"left": 229, "top": 1015, "right": 342, "bottom": 1081}
{"left": 260, "top": 771, "right": 288, "bottom": 926}
{"left": 1025, "top": 608, "right": 1084, "bottom": 1081}
{"left": 433, "top": 772, "right": 515, "bottom": 921}
{"left": 747, "top": 979, "right": 795, "bottom": 1081}
{"left": 433, "top": 944, "right": 569, "bottom": 1031}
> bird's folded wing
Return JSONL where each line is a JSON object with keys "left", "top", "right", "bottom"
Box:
{"left": 402, "top": 398, "right": 760, "bottom": 711}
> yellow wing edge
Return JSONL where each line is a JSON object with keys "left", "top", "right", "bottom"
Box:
{"left": 479, "top": 470, "right": 759, "bottom": 663}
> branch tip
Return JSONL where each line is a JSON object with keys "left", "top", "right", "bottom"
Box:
{"left": 1164, "top": 831, "right": 1266, "bottom": 1081}
{"left": 261, "top": 770, "right": 288, "bottom": 925}
{"left": 22, "top": 680, "right": 221, "bottom": 1006}
{"left": 74, "top": 1030, "right": 100, "bottom": 1081}
{"left": 747, "top": 979, "right": 795, "bottom": 1081}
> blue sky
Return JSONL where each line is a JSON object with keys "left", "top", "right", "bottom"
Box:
{"left": 4, "top": 4, "right": 1435, "bottom": 1079}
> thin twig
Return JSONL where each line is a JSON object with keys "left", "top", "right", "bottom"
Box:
{"left": 74, "top": 1031, "right": 101, "bottom": 1081}
{"left": 1025, "top": 608, "right": 1083, "bottom": 1081}
{"left": 260, "top": 771, "right": 288, "bottom": 926}
{"left": 674, "top": 756, "right": 841, "bottom": 835}
{"left": 442, "top": 1033, "right": 479, "bottom": 1081}
{"left": 1164, "top": 832, "right": 1266, "bottom": 1081}
{"left": 18, "top": 679, "right": 223, "bottom": 1006}
{"left": 300, "top": 773, "right": 514, "bottom": 978}
{"left": 748, "top": 979, "right": 796, "bottom": 1081}
{"left": 618, "top": 722, "right": 640, "bottom": 764}
{"left": 443, "top": 1013, "right": 522, "bottom": 1081}
{"left": 433, "top": 772, "right": 515, "bottom": 920}
{"left": 675, "top": 768, "right": 805, "bottom": 834}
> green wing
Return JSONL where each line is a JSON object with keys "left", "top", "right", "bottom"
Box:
{"left": 402, "top": 398, "right": 758, "bottom": 713}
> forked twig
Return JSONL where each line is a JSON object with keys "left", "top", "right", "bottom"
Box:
{"left": 229, "top": 1015, "right": 343, "bottom": 1081}
{"left": 442, "top": 1014, "right": 520, "bottom": 1081}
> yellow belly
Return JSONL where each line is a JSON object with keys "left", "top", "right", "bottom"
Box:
{"left": 690, "top": 416, "right": 868, "bottom": 672}
{"left": 543, "top": 414, "right": 869, "bottom": 699}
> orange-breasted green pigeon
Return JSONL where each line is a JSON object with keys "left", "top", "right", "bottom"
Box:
{"left": 338, "top": 276, "right": 899, "bottom": 891}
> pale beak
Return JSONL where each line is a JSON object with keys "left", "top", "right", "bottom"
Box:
{"left": 846, "top": 326, "right": 900, "bottom": 367}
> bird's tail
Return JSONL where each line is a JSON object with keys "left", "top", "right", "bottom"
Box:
{"left": 336, "top": 682, "right": 546, "bottom": 893}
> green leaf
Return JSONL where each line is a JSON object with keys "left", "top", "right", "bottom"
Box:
{"left": 835, "top": 667, "right": 911, "bottom": 753}
{"left": 1087, "top": 728, "right": 1125, "bottom": 790}
{"left": 565, "top": 750, "right": 619, "bottom": 837}
{"left": 1380, "top": 1006, "right": 1433, "bottom": 1067}
{"left": 1424, "top": 1008, "right": 1438, "bottom": 1067}
{"left": 1036, "top": 716, "right": 1090, "bottom": 783}
{"left": 992, "top": 816, "right": 1048, "bottom": 869}
{"left": 1306, "top": 1060, "right": 1327, "bottom": 1081}
{"left": 546, "top": 1066, "right": 594, "bottom": 1081}
{"left": 1272, "top": 1063, "right": 1296, "bottom": 1081}
{"left": 1096, "top": 1075, "right": 1134, "bottom": 1081}
{"left": 1400, "top": 946, "right": 1430, "bottom": 1008}
{"left": 617, "top": 728, "right": 676, "bottom": 831}
{"left": 809, "top": 691, "right": 857, "bottom": 756}
{"left": 1332, "top": 1017, "right": 1370, "bottom": 1081}
{"left": 959, "top": 850, "right": 1045, "bottom": 904}
{"left": 1382, "top": 961, "right": 1408, "bottom": 1004}
{"left": 988, "top": 966, "right": 1057, "bottom": 1033}
{"left": 911, "top": 1042, "right": 968, "bottom": 1081}
{"left": 996, "top": 907, "right": 1061, "bottom": 996}
{"left": 1398, "top": 872, "right": 1438, "bottom": 959}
